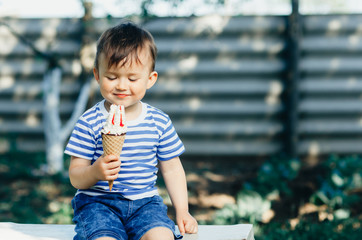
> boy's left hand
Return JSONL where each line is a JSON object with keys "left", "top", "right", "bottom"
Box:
{"left": 176, "top": 212, "right": 198, "bottom": 235}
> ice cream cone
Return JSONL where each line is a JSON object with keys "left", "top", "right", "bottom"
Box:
{"left": 102, "top": 133, "right": 126, "bottom": 191}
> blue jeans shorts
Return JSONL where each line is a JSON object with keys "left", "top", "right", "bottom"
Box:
{"left": 72, "top": 193, "right": 182, "bottom": 240}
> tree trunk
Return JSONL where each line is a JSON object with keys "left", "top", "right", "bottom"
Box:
{"left": 43, "top": 67, "right": 92, "bottom": 174}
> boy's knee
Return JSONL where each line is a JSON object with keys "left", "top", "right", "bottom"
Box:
{"left": 140, "top": 227, "right": 174, "bottom": 240}
{"left": 96, "top": 237, "right": 117, "bottom": 240}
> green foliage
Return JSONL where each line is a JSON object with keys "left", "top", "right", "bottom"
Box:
{"left": 245, "top": 156, "right": 301, "bottom": 197}
{"left": 213, "top": 156, "right": 300, "bottom": 225}
{"left": 0, "top": 176, "right": 76, "bottom": 224}
{"left": 310, "top": 155, "right": 362, "bottom": 219}
{"left": 0, "top": 154, "right": 76, "bottom": 224}
{"left": 261, "top": 218, "right": 362, "bottom": 240}
{"left": 2, "top": 152, "right": 361, "bottom": 240}
{"left": 47, "top": 201, "right": 74, "bottom": 224}
{"left": 214, "top": 190, "right": 271, "bottom": 225}
{"left": 213, "top": 155, "right": 362, "bottom": 239}
{"left": 0, "top": 152, "right": 46, "bottom": 179}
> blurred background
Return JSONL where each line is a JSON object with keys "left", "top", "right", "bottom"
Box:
{"left": 0, "top": 0, "right": 361, "bottom": 239}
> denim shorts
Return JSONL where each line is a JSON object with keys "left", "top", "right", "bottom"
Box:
{"left": 71, "top": 193, "right": 182, "bottom": 240}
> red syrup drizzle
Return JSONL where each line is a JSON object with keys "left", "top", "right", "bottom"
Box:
{"left": 120, "top": 106, "right": 124, "bottom": 127}
{"left": 111, "top": 106, "right": 124, "bottom": 127}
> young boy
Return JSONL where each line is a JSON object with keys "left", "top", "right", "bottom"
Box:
{"left": 65, "top": 22, "right": 198, "bottom": 240}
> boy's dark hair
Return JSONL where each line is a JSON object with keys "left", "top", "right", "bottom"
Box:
{"left": 94, "top": 21, "right": 157, "bottom": 71}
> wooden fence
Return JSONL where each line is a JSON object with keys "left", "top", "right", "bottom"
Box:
{"left": 1, "top": 15, "right": 362, "bottom": 163}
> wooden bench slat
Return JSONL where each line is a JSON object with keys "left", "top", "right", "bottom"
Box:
{"left": 0, "top": 222, "right": 254, "bottom": 240}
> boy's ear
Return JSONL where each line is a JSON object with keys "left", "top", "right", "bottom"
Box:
{"left": 147, "top": 71, "right": 158, "bottom": 89}
{"left": 93, "top": 67, "right": 100, "bottom": 83}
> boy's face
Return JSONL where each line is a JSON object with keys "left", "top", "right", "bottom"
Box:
{"left": 94, "top": 48, "right": 157, "bottom": 113}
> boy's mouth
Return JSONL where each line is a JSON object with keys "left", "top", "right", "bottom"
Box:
{"left": 115, "top": 94, "right": 129, "bottom": 99}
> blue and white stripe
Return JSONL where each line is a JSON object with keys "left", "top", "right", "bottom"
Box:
{"left": 64, "top": 100, "right": 185, "bottom": 200}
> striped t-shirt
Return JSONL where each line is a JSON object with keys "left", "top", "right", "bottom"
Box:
{"left": 64, "top": 100, "right": 185, "bottom": 200}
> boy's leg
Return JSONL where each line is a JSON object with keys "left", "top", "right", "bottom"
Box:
{"left": 72, "top": 193, "right": 128, "bottom": 240}
{"left": 126, "top": 195, "right": 182, "bottom": 240}
{"left": 140, "top": 227, "right": 173, "bottom": 240}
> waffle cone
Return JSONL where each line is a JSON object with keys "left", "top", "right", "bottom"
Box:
{"left": 102, "top": 133, "right": 126, "bottom": 191}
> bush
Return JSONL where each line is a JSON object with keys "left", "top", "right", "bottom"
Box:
{"left": 212, "top": 154, "right": 362, "bottom": 239}
{"left": 261, "top": 218, "right": 361, "bottom": 240}
{"left": 310, "top": 155, "right": 361, "bottom": 219}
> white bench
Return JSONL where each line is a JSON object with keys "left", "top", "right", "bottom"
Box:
{"left": 0, "top": 222, "right": 254, "bottom": 240}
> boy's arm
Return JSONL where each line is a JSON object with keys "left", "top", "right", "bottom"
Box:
{"left": 69, "top": 155, "right": 121, "bottom": 189}
{"left": 159, "top": 157, "right": 198, "bottom": 235}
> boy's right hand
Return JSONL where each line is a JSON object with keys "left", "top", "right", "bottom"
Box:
{"left": 92, "top": 154, "right": 121, "bottom": 181}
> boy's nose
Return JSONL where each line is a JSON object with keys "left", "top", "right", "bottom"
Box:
{"left": 116, "top": 78, "right": 127, "bottom": 90}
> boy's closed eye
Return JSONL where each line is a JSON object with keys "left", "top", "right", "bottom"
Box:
{"left": 128, "top": 74, "right": 139, "bottom": 81}
{"left": 106, "top": 76, "right": 117, "bottom": 80}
